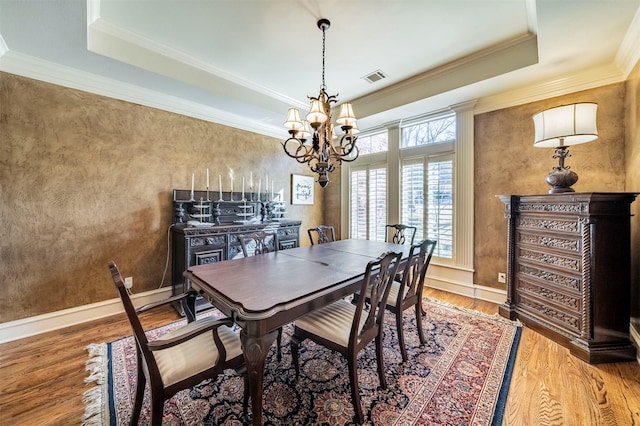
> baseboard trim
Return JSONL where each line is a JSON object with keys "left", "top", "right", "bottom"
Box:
{"left": 0, "top": 287, "right": 172, "bottom": 344}
{"left": 426, "top": 274, "right": 507, "bottom": 305}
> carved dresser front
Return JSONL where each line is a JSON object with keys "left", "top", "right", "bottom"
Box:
{"left": 498, "top": 193, "right": 638, "bottom": 363}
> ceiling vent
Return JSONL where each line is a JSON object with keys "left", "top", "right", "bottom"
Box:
{"left": 362, "top": 70, "right": 387, "bottom": 84}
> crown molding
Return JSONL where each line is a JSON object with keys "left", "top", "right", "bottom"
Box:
{"left": 615, "top": 5, "right": 640, "bottom": 77}
{"left": 0, "top": 33, "right": 7, "bottom": 57}
{"left": 0, "top": 50, "right": 283, "bottom": 138}
{"left": 474, "top": 64, "right": 626, "bottom": 115}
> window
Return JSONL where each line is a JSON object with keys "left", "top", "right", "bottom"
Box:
{"left": 401, "top": 162, "right": 424, "bottom": 237}
{"left": 401, "top": 114, "right": 456, "bottom": 147}
{"left": 401, "top": 158, "right": 453, "bottom": 258}
{"left": 399, "top": 113, "right": 455, "bottom": 258}
{"left": 355, "top": 131, "right": 388, "bottom": 155}
{"left": 350, "top": 166, "right": 387, "bottom": 241}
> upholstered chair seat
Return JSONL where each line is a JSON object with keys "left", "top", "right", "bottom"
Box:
{"left": 384, "top": 282, "right": 409, "bottom": 309}
{"left": 153, "top": 317, "right": 243, "bottom": 387}
{"left": 293, "top": 299, "right": 367, "bottom": 347}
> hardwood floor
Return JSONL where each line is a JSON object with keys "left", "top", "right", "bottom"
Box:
{"left": 1, "top": 288, "right": 639, "bottom": 425}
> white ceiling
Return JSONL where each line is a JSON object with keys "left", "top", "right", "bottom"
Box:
{"left": 1, "top": 0, "right": 640, "bottom": 138}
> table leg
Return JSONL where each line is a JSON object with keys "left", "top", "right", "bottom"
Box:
{"left": 240, "top": 328, "right": 278, "bottom": 425}
{"left": 182, "top": 290, "right": 198, "bottom": 322}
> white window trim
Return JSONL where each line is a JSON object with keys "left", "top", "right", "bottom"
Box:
{"left": 450, "top": 100, "right": 475, "bottom": 271}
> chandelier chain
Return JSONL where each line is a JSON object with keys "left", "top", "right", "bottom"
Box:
{"left": 321, "top": 24, "right": 326, "bottom": 90}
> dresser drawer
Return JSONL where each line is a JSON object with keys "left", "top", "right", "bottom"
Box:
{"left": 516, "top": 215, "right": 580, "bottom": 235}
{"left": 515, "top": 244, "right": 581, "bottom": 275}
{"left": 515, "top": 289, "right": 582, "bottom": 336}
{"left": 516, "top": 263, "right": 581, "bottom": 293}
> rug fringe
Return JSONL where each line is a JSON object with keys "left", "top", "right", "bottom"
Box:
{"left": 82, "top": 343, "right": 108, "bottom": 426}
{"left": 84, "top": 343, "right": 106, "bottom": 385}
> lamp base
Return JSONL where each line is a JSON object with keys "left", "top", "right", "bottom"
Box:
{"left": 545, "top": 168, "right": 578, "bottom": 193}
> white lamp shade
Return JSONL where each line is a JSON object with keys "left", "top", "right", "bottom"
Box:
{"left": 284, "top": 108, "right": 303, "bottom": 130}
{"left": 306, "top": 99, "right": 328, "bottom": 126}
{"left": 533, "top": 103, "right": 598, "bottom": 148}
{"left": 298, "top": 120, "right": 312, "bottom": 140}
{"left": 336, "top": 102, "right": 357, "bottom": 126}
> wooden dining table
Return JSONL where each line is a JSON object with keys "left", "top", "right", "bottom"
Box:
{"left": 183, "top": 239, "right": 413, "bottom": 425}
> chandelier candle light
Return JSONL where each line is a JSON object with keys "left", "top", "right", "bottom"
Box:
{"left": 532, "top": 102, "right": 598, "bottom": 193}
{"left": 282, "top": 18, "right": 359, "bottom": 188}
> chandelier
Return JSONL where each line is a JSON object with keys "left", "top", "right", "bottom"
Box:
{"left": 282, "top": 18, "right": 359, "bottom": 188}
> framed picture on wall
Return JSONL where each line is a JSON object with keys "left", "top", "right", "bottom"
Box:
{"left": 291, "top": 174, "right": 314, "bottom": 205}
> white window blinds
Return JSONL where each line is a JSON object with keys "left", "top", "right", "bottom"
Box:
{"left": 350, "top": 166, "right": 387, "bottom": 241}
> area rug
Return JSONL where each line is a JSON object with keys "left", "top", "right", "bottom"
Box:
{"left": 83, "top": 299, "right": 521, "bottom": 425}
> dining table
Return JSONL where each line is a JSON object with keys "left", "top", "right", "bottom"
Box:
{"left": 183, "top": 238, "right": 413, "bottom": 425}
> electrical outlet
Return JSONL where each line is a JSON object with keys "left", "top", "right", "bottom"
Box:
{"left": 497, "top": 272, "right": 506, "bottom": 283}
{"left": 124, "top": 276, "right": 133, "bottom": 289}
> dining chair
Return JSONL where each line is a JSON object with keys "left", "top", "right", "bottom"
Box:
{"left": 385, "top": 224, "right": 417, "bottom": 245}
{"left": 237, "top": 230, "right": 283, "bottom": 361}
{"left": 239, "top": 230, "right": 278, "bottom": 257}
{"left": 307, "top": 225, "right": 336, "bottom": 245}
{"left": 108, "top": 261, "right": 248, "bottom": 425}
{"left": 384, "top": 239, "right": 437, "bottom": 362}
{"left": 290, "top": 251, "right": 402, "bottom": 424}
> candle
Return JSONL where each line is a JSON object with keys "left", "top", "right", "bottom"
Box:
{"left": 250, "top": 171, "right": 253, "bottom": 188}
{"left": 206, "top": 168, "right": 209, "bottom": 189}
{"left": 272, "top": 181, "right": 274, "bottom": 199}
{"left": 265, "top": 174, "right": 268, "bottom": 194}
{"left": 218, "top": 175, "right": 222, "bottom": 199}
{"left": 242, "top": 177, "right": 245, "bottom": 200}
{"left": 258, "top": 178, "right": 261, "bottom": 198}
{"left": 230, "top": 176, "right": 233, "bottom": 194}
{"left": 191, "top": 173, "right": 195, "bottom": 199}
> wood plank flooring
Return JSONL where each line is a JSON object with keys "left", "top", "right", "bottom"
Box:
{"left": 1, "top": 288, "right": 639, "bottom": 425}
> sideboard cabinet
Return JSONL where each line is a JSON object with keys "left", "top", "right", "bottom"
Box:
{"left": 498, "top": 193, "right": 637, "bottom": 364}
{"left": 171, "top": 220, "right": 301, "bottom": 312}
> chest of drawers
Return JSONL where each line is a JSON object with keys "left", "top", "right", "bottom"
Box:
{"left": 498, "top": 193, "right": 637, "bottom": 363}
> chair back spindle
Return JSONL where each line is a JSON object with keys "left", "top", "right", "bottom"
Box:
{"left": 239, "top": 230, "right": 278, "bottom": 257}
{"left": 307, "top": 225, "right": 336, "bottom": 245}
{"left": 353, "top": 251, "right": 403, "bottom": 344}
{"left": 385, "top": 224, "right": 417, "bottom": 245}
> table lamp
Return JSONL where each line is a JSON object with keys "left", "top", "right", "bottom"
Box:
{"left": 532, "top": 102, "right": 598, "bottom": 193}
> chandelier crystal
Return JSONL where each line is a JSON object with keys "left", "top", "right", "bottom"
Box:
{"left": 282, "top": 18, "right": 359, "bottom": 188}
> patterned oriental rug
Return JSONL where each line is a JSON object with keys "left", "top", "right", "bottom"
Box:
{"left": 83, "top": 299, "right": 521, "bottom": 425}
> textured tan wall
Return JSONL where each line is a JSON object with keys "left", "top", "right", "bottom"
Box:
{"left": 0, "top": 72, "right": 325, "bottom": 322}
{"left": 626, "top": 60, "right": 640, "bottom": 325}
{"left": 2, "top": 72, "right": 636, "bottom": 324}
{"left": 474, "top": 83, "right": 627, "bottom": 289}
